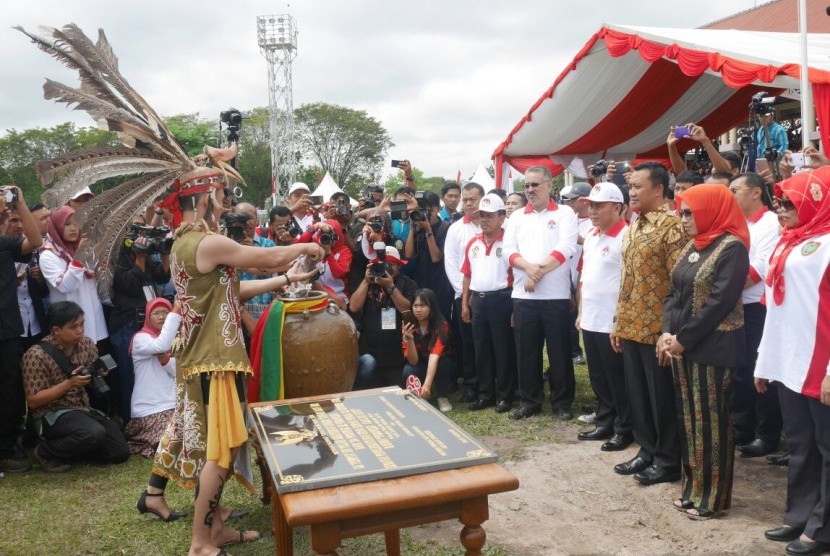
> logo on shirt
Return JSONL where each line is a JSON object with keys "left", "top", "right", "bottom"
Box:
{"left": 547, "top": 219, "right": 557, "bottom": 230}
{"left": 810, "top": 183, "right": 824, "bottom": 202}
{"left": 496, "top": 247, "right": 503, "bottom": 258}
{"left": 801, "top": 241, "right": 821, "bottom": 256}
{"left": 601, "top": 246, "right": 610, "bottom": 256}
{"left": 472, "top": 245, "right": 481, "bottom": 258}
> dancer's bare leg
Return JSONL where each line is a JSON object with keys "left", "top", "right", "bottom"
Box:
{"left": 188, "top": 460, "right": 232, "bottom": 556}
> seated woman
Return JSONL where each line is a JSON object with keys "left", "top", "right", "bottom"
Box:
{"left": 661, "top": 184, "right": 750, "bottom": 520}
{"left": 124, "top": 298, "right": 181, "bottom": 458}
{"left": 401, "top": 288, "right": 456, "bottom": 413}
{"left": 40, "top": 206, "right": 109, "bottom": 346}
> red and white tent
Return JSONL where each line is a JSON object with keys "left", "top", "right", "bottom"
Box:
{"left": 492, "top": 25, "right": 830, "bottom": 186}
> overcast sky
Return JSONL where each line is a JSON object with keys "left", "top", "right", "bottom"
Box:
{"left": 4, "top": 0, "right": 759, "bottom": 181}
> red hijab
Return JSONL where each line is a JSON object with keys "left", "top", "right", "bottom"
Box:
{"left": 676, "top": 184, "right": 750, "bottom": 251}
{"left": 766, "top": 167, "right": 830, "bottom": 305}
{"left": 129, "top": 298, "right": 173, "bottom": 354}
{"left": 46, "top": 206, "right": 80, "bottom": 260}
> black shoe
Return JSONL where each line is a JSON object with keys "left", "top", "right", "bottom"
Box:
{"left": 577, "top": 427, "right": 613, "bottom": 441}
{"left": 572, "top": 353, "right": 586, "bottom": 365}
{"left": 767, "top": 453, "right": 790, "bottom": 466}
{"left": 552, "top": 408, "right": 573, "bottom": 421}
{"left": 495, "top": 400, "right": 512, "bottom": 414}
{"left": 459, "top": 390, "right": 478, "bottom": 404}
{"left": 738, "top": 439, "right": 778, "bottom": 458}
{"left": 634, "top": 464, "right": 681, "bottom": 486}
{"left": 766, "top": 526, "right": 804, "bottom": 542}
{"left": 469, "top": 399, "right": 495, "bottom": 411}
{"left": 601, "top": 433, "right": 634, "bottom": 452}
{"left": 137, "top": 490, "right": 188, "bottom": 522}
{"left": 510, "top": 406, "right": 541, "bottom": 420}
{"left": 614, "top": 455, "right": 651, "bottom": 475}
{"left": 0, "top": 452, "right": 33, "bottom": 473}
{"left": 786, "top": 539, "right": 830, "bottom": 555}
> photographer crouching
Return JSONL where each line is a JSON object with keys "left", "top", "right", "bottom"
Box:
{"left": 348, "top": 242, "right": 417, "bottom": 389}
{"left": 22, "top": 301, "right": 129, "bottom": 472}
{"left": 109, "top": 218, "right": 171, "bottom": 425}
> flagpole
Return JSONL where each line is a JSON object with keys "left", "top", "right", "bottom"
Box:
{"left": 798, "top": 0, "right": 814, "bottom": 149}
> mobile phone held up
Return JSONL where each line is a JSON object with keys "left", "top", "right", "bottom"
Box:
{"left": 391, "top": 159, "right": 403, "bottom": 168}
{"left": 755, "top": 158, "right": 770, "bottom": 175}
{"left": 308, "top": 195, "right": 324, "bottom": 205}
{"left": 674, "top": 126, "right": 692, "bottom": 139}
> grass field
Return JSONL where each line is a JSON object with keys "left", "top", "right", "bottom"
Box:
{"left": 1, "top": 361, "right": 593, "bottom": 556}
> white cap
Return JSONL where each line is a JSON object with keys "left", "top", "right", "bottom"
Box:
{"left": 288, "top": 182, "right": 310, "bottom": 195}
{"left": 586, "top": 182, "right": 624, "bottom": 203}
{"left": 477, "top": 193, "right": 505, "bottom": 213}
{"left": 70, "top": 186, "right": 95, "bottom": 201}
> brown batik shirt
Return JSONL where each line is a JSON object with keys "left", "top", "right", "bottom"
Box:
{"left": 613, "top": 205, "right": 686, "bottom": 345}
{"left": 21, "top": 335, "right": 98, "bottom": 421}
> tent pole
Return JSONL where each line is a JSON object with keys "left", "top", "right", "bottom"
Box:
{"left": 798, "top": 0, "right": 814, "bottom": 149}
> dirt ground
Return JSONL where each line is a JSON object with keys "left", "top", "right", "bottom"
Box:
{"left": 408, "top": 421, "right": 789, "bottom": 556}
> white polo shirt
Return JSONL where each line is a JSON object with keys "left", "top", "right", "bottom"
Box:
{"left": 579, "top": 219, "right": 627, "bottom": 334}
{"left": 743, "top": 207, "right": 780, "bottom": 305}
{"left": 444, "top": 215, "right": 481, "bottom": 298}
{"left": 461, "top": 230, "right": 512, "bottom": 292}
{"left": 570, "top": 216, "right": 593, "bottom": 287}
{"left": 755, "top": 232, "right": 830, "bottom": 399}
{"left": 503, "top": 200, "right": 578, "bottom": 300}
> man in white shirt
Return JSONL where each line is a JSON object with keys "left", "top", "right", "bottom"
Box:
{"left": 444, "top": 183, "right": 483, "bottom": 402}
{"left": 287, "top": 182, "right": 315, "bottom": 233}
{"left": 460, "top": 193, "right": 515, "bottom": 413}
{"left": 575, "top": 183, "right": 632, "bottom": 450}
{"left": 503, "top": 165, "right": 578, "bottom": 420}
{"left": 561, "top": 182, "right": 593, "bottom": 366}
{"left": 729, "top": 172, "right": 783, "bottom": 458}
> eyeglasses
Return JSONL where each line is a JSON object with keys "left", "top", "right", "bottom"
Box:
{"left": 150, "top": 310, "right": 170, "bottom": 318}
{"left": 773, "top": 197, "right": 795, "bottom": 212}
{"left": 524, "top": 181, "right": 547, "bottom": 189}
{"left": 676, "top": 208, "right": 694, "bottom": 219}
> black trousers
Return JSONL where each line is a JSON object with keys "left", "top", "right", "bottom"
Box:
{"left": 731, "top": 303, "right": 782, "bottom": 445}
{"left": 0, "top": 337, "right": 25, "bottom": 457}
{"left": 779, "top": 385, "right": 830, "bottom": 543}
{"left": 471, "top": 291, "right": 516, "bottom": 403}
{"left": 41, "top": 409, "right": 129, "bottom": 463}
{"left": 622, "top": 339, "right": 679, "bottom": 470}
{"left": 583, "top": 329, "right": 630, "bottom": 435}
{"left": 513, "top": 299, "right": 574, "bottom": 411}
{"left": 452, "top": 296, "right": 477, "bottom": 394}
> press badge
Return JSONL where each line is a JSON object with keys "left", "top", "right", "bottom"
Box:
{"left": 381, "top": 308, "right": 396, "bottom": 330}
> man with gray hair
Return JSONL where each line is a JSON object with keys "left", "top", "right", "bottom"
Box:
{"left": 503, "top": 165, "right": 579, "bottom": 420}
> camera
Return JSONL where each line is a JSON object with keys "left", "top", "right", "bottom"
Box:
{"left": 1, "top": 187, "right": 18, "bottom": 207}
{"left": 78, "top": 354, "right": 117, "bottom": 397}
{"left": 285, "top": 219, "right": 303, "bottom": 238}
{"left": 220, "top": 108, "right": 243, "bottom": 143}
{"left": 409, "top": 209, "right": 426, "bottom": 223}
{"left": 363, "top": 196, "right": 376, "bottom": 209}
{"left": 318, "top": 231, "right": 338, "bottom": 246}
{"left": 413, "top": 190, "right": 426, "bottom": 208}
{"left": 369, "top": 220, "right": 383, "bottom": 233}
{"left": 221, "top": 211, "right": 249, "bottom": 243}
{"left": 750, "top": 91, "right": 776, "bottom": 113}
{"left": 370, "top": 241, "right": 390, "bottom": 278}
{"left": 124, "top": 225, "right": 173, "bottom": 255}
{"left": 335, "top": 198, "right": 351, "bottom": 217}
{"left": 590, "top": 160, "right": 609, "bottom": 177}
{"left": 389, "top": 200, "right": 408, "bottom": 221}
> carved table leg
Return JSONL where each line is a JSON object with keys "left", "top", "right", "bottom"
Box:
{"left": 249, "top": 426, "right": 272, "bottom": 505}
{"left": 384, "top": 529, "right": 401, "bottom": 556}
{"left": 273, "top": 489, "right": 293, "bottom": 556}
{"left": 309, "top": 522, "right": 341, "bottom": 556}
{"left": 459, "top": 496, "right": 489, "bottom": 556}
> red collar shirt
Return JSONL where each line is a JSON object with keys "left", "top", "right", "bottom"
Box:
{"left": 743, "top": 207, "right": 781, "bottom": 305}
{"left": 503, "top": 200, "right": 579, "bottom": 300}
{"left": 461, "top": 230, "right": 512, "bottom": 292}
{"left": 579, "top": 219, "right": 627, "bottom": 334}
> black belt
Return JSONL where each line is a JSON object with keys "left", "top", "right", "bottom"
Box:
{"left": 471, "top": 288, "right": 511, "bottom": 298}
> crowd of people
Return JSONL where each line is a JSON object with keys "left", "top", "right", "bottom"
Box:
{"left": 1, "top": 134, "right": 829, "bottom": 554}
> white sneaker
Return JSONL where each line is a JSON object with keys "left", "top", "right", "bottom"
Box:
{"left": 577, "top": 412, "right": 596, "bottom": 425}
{"left": 437, "top": 397, "right": 453, "bottom": 413}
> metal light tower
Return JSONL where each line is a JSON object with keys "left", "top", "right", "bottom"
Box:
{"left": 257, "top": 14, "right": 298, "bottom": 203}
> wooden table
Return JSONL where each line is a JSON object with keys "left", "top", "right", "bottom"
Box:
{"left": 269, "top": 462, "right": 519, "bottom": 556}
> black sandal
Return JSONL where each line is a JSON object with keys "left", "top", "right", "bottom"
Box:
{"left": 136, "top": 490, "right": 188, "bottom": 522}
{"left": 685, "top": 508, "right": 724, "bottom": 521}
{"left": 221, "top": 529, "right": 260, "bottom": 548}
{"left": 673, "top": 499, "right": 694, "bottom": 512}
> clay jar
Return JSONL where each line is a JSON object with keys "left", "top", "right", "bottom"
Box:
{"left": 278, "top": 292, "right": 358, "bottom": 398}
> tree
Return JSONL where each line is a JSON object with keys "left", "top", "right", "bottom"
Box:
{"left": 294, "top": 103, "right": 393, "bottom": 198}
{"left": 164, "top": 113, "right": 219, "bottom": 157}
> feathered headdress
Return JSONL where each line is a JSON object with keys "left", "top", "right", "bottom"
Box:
{"left": 17, "top": 23, "right": 244, "bottom": 295}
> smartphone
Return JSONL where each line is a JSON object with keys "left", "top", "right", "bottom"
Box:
{"left": 309, "top": 195, "right": 324, "bottom": 205}
{"left": 790, "top": 152, "right": 805, "bottom": 172}
{"left": 400, "top": 310, "right": 418, "bottom": 328}
{"left": 755, "top": 158, "right": 770, "bottom": 174}
{"left": 616, "top": 161, "right": 631, "bottom": 174}
{"left": 391, "top": 160, "right": 403, "bottom": 168}
{"left": 674, "top": 126, "right": 691, "bottom": 139}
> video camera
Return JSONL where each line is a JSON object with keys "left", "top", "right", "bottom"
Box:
{"left": 221, "top": 211, "right": 249, "bottom": 243}
{"left": 220, "top": 108, "right": 243, "bottom": 143}
{"left": 370, "top": 241, "right": 390, "bottom": 278}
{"left": 750, "top": 92, "right": 776, "bottom": 114}
{"left": 124, "top": 225, "right": 173, "bottom": 255}
{"left": 78, "top": 354, "right": 117, "bottom": 397}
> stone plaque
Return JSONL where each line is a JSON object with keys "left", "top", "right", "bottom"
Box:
{"left": 250, "top": 387, "right": 498, "bottom": 493}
